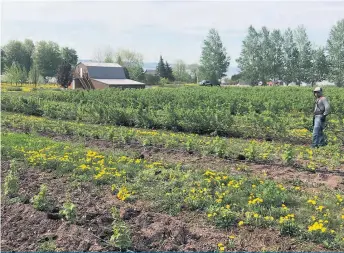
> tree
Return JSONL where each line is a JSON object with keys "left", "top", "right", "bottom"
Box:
{"left": 293, "top": 25, "right": 313, "bottom": 83}
{"left": 327, "top": 19, "right": 344, "bottom": 87}
{"left": 145, "top": 74, "right": 160, "bottom": 85}
{"left": 236, "top": 26, "right": 261, "bottom": 85}
{"left": 56, "top": 60, "right": 72, "bottom": 88}
{"left": 156, "top": 55, "right": 166, "bottom": 79}
{"left": 116, "top": 55, "right": 130, "bottom": 78}
{"left": 173, "top": 60, "right": 190, "bottom": 82}
{"left": 282, "top": 28, "right": 300, "bottom": 84}
{"left": 310, "top": 47, "right": 329, "bottom": 86}
{"left": 28, "top": 62, "right": 40, "bottom": 86}
{"left": 188, "top": 64, "right": 199, "bottom": 83}
{"left": 4, "top": 62, "right": 22, "bottom": 84}
{"left": 115, "top": 49, "right": 145, "bottom": 81}
{"left": 2, "top": 40, "right": 33, "bottom": 72}
{"left": 22, "top": 39, "right": 35, "bottom": 72}
{"left": 165, "top": 61, "right": 175, "bottom": 82}
{"left": 1, "top": 49, "right": 6, "bottom": 73}
{"left": 34, "top": 41, "right": 61, "bottom": 80}
{"left": 61, "top": 47, "right": 78, "bottom": 66}
{"left": 199, "top": 28, "right": 230, "bottom": 85}
{"left": 269, "top": 29, "right": 284, "bottom": 81}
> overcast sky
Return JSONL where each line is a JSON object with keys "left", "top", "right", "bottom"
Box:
{"left": 1, "top": 0, "right": 344, "bottom": 66}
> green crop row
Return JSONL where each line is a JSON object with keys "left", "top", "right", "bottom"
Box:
{"left": 2, "top": 112, "right": 343, "bottom": 171}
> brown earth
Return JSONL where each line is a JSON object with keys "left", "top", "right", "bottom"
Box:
{"left": 1, "top": 160, "right": 329, "bottom": 252}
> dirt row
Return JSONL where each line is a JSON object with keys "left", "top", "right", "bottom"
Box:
{"left": 1, "top": 160, "right": 327, "bottom": 252}
{"left": 32, "top": 129, "right": 344, "bottom": 191}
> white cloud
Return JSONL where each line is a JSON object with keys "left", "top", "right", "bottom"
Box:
{"left": 1, "top": 1, "right": 344, "bottom": 64}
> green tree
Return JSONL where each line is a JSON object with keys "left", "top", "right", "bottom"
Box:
{"left": 23, "top": 39, "right": 35, "bottom": 72}
{"left": 310, "top": 47, "right": 329, "bottom": 86}
{"left": 116, "top": 55, "right": 130, "bottom": 79}
{"left": 1, "top": 49, "right": 6, "bottom": 73}
{"left": 173, "top": 60, "right": 190, "bottom": 82}
{"left": 199, "top": 28, "right": 230, "bottom": 85}
{"left": 2, "top": 40, "right": 33, "bottom": 72}
{"left": 237, "top": 26, "right": 261, "bottom": 85}
{"left": 156, "top": 55, "right": 166, "bottom": 79}
{"left": 327, "top": 19, "right": 344, "bottom": 87}
{"left": 4, "top": 62, "right": 22, "bottom": 84}
{"left": 61, "top": 47, "right": 78, "bottom": 66}
{"left": 270, "top": 29, "right": 284, "bottom": 81}
{"left": 165, "top": 61, "right": 175, "bottom": 82}
{"left": 28, "top": 62, "right": 40, "bottom": 86}
{"left": 34, "top": 41, "right": 62, "bottom": 80}
{"left": 188, "top": 63, "right": 199, "bottom": 83}
{"left": 282, "top": 28, "right": 300, "bottom": 85}
{"left": 56, "top": 60, "right": 72, "bottom": 88}
{"left": 293, "top": 25, "right": 313, "bottom": 83}
{"left": 115, "top": 49, "right": 145, "bottom": 81}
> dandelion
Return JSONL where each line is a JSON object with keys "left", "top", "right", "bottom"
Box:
{"left": 307, "top": 199, "right": 317, "bottom": 205}
{"left": 316, "top": 205, "right": 325, "bottom": 212}
{"left": 229, "top": 235, "right": 235, "bottom": 239}
{"left": 238, "top": 221, "right": 244, "bottom": 226}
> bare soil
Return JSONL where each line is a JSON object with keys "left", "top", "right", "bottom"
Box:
{"left": 1, "top": 160, "right": 329, "bottom": 252}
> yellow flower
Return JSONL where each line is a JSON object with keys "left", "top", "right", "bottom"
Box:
{"left": 307, "top": 199, "right": 316, "bottom": 205}
{"left": 316, "top": 206, "right": 325, "bottom": 212}
{"left": 294, "top": 186, "right": 301, "bottom": 190}
{"left": 253, "top": 213, "right": 259, "bottom": 218}
{"left": 226, "top": 205, "right": 230, "bottom": 209}
{"left": 229, "top": 235, "right": 235, "bottom": 239}
{"left": 238, "top": 221, "right": 244, "bottom": 226}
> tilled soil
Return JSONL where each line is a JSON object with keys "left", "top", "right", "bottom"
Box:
{"left": 1, "top": 160, "right": 328, "bottom": 252}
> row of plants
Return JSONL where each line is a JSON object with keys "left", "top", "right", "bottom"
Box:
{"left": 2, "top": 112, "right": 343, "bottom": 171}
{"left": 2, "top": 131, "right": 344, "bottom": 249}
{"left": 1, "top": 87, "right": 343, "bottom": 141}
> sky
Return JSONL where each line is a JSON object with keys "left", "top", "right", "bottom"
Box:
{"left": 1, "top": 0, "right": 344, "bottom": 67}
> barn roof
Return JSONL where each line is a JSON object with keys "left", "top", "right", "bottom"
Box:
{"left": 78, "top": 61, "right": 126, "bottom": 79}
{"left": 82, "top": 62, "right": 122, "bottom": 67}
{"left": 92, "top": 78, "right": 145, "bottom": 85}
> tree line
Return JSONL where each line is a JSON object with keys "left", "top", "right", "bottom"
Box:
{"left": 1, "top": 40, "right": 78, "bottom": 86}
{"left": 200, "top": 19, "right": 344, "bottom": 86}
{"left": 2, "top": 19, "right": 343, "bottom": 87}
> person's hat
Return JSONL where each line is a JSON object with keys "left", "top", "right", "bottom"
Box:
{"left": 313, "top": 87, "right": 322, "bottom": 92}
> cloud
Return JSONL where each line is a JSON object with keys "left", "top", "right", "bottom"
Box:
{"left": 2, "top": 1, "right": 344, "bottom": 64}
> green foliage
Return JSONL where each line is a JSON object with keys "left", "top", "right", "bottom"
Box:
{"left": 4, "top": 62, "right": 26, "bottom": 84}
{"left": 173, "top": 60, "right": 191, "bottom": 83}
{"left": 56, "top": 60, "right": 72, "bottom": 88}
{"left": 199, "top": 28, "right": 230, "bottom": 85}
{"left": 38, "top": 238, "right": 57, "bottom": 252}
{"left": 109, "top": 207, "right": 132, "bottom": 250}
{"left": 156, "top": 55, "right": 167, "bottom": 79}
{"left": 34, "top": 41, "right": 62, "bottom": 79}
{"left": 59, "top": 198, "right": 77, "bottom": 222}
{"left": 4, "top": 160, "right": 20, "bottom": 198}
{"left": 165, "top": 61, "right": 175, "bottom": 82}
{"left": 327, "top": 19, "right": 344, "bottom": 87}
{"left": 28, "top": 62, "right": 40, "bottom": 86}
{"left": 115, "top": 49, "right": 145, "bottom": 81}
{"left": 61, "top": 47, "right": 78, "bottom": 67}
{"left": 145, "top": 73, "right": 160, "bottom": 85}
{"left": 31, "top": 184, "right": 49, "bottom": 211}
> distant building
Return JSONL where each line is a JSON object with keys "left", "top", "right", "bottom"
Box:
{"left": 72, "top": 62, "right": 145, "bottom": 90}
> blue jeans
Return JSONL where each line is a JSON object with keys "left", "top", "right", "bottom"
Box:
{"left": 312, "top": 115, "right": 326, "bottom": 147}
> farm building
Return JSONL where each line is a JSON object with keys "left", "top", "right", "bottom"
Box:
{"left": 71, "top": 62, "right": 145, "bottom": 89}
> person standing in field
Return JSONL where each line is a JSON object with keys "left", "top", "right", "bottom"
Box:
{"left": 312, "top": 87, "right": 330, "bottom": 148}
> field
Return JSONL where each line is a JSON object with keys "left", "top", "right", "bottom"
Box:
{"left": 1, "top": 85, "right": 344, "bottom": 252}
